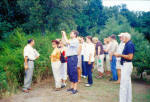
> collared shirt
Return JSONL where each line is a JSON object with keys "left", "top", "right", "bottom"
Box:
{"left": 116, "top": 41, "right": 125, "bottom": 60}
{"left": 51, "top": 48, "right": 61, "bottom": 62}
{"left": 108, "top": 40, "right": 118, "bottom": 55}
{"left": 121, "top": 40, "right": 135, "bottom": 64}
{"left": 24, "top": 44, "right": 40, "bottom": 60}
{"left": 96, "top": 41, "right": 104, "bottom": 55}
{"left": 84, "top": 43, "right": 95, "bottom": 62}
{"left": 66, "top": 38, "right": 79, "bottom": 56}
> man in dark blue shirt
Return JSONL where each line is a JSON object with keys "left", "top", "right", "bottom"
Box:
{"left": 114, "top": 32, "right": 135, "bottom": 102}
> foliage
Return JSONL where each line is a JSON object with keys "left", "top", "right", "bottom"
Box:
{"left": 0, "top": 28, "right": 60, "bottom": 96}
{"left": 99, "top": 15, "right": 150, "bottom": 72}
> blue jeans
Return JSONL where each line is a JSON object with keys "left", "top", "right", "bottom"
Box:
{"left": 85, "top": 62, "right": 93, "bottom": 85}
{"left": 111, "top": 56, "right": 118, "bottom": 80}
{"left": 82, "top": 55, "right": 87, "bottom": 76}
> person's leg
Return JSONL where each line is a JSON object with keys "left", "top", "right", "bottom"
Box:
{"left": 99, "top": 55, "right": 104, "bottom": 76}
{"left": 81, "top": 55, "right": 85, "bottom": 76}
{"left": 77, "top": 67, "right": 81, "bottom": 82}
{"left": 120, "top": 63, "right": 133, "bottom": 102}
{"left": 85, "top": 62, "right": 93, "bottom": 85}
{"left": 61, "top": 63, "right": 67, "bottom": 87}
{"left": 23, "top": 61, "right": 34, "bottom": 91}
{"left": 119, "top": 64, "right": 127, "bottom": 102}
{"left": 127, "top": 63, "right": 133, "bottom": 102}
{"left": 106, "top": 54, "right": 111, "bottom": 75}
{"left": 115, "top": 69, "right": 121, "bottom": 83}
{"left": 111, "top": 56, "right": 118, "bottom": 81}
{"left": 88, "top": 63, "right": 93, "bottom": 85}
{"left": 52, "top": 62, "right": 61, "bottom": 89}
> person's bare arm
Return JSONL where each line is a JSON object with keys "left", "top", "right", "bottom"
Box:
{"left": 114, "top": 53, "right": 134, "bottom": 60}
{"left": 61, "top": 31, "right": 69, "bottom": 44}
{"left": 24, "top": 56, "right": 28, "bottom": 70}
{"left": 78, "top": 44, "right": 82, "bottom": 55}
{"left": 88, "top": 53, "right": 92, "bottom": 64}
{"left": 98, "top": 46, "right": 101, "bottom": 56}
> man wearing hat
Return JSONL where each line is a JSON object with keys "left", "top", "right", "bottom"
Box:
{"left": 23, "top": 39, "right": 40, "bottom": 93}
{"left": 114, "top": 32, "right": 135, "bottom": 102}
{"left": 114, "top": 33, "right": 125, "bottom": 84}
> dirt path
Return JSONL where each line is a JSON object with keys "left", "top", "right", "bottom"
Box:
{"left": 0, "top": 71, "right": 150, "bottom": 102}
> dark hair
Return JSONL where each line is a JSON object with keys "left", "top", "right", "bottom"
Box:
{"left": 86, "top": 36, "right": 93, "bottom": 42}
{"left": 72, "top": 30, "right": 79, "bottom": 37}
{"left": 52, "top": 40, "right": 59, "bottom": 45}
{"left": 110, "top": 34, "right": 116, "bottom": 40}
{"left": 28, "top": 39, "right": 34, "bottom": 44}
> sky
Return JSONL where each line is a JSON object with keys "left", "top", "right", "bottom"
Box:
{"left": 102, "top": 0, "right": 150, "bottom": 12}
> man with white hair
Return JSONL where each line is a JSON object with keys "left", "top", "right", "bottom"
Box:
{"left": 114, "top": 32, "right": 135, "bottom": 102}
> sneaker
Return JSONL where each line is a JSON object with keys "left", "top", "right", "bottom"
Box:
{"left": 55, "top": 88, "right": 61, "bottom": 91}
{"left": 61, "top": 85, "right": 66, "bottom": 88}
{"left": 109, "top": 78, "right": 116, "bottom": 81}
{"left": 85, "top": 83, "right": 92, "bottom": 87}
{"left": 23, "top": 89, "right": 29, "bottom": 93}
{"left": 67, "top": 88, "right": 73, "bottom": 92}
{"left": 72, "top": 90, "right": 78, "bottom": 94}
{"left": 83, "top": 76, "right": 87, "bottom": 78}
{"left": 96, "top": 75, "right": 103, "bottom": 79}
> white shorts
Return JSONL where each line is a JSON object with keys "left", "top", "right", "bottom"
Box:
{"left": 116, "top": 60, "right": 122, "bottom": 69}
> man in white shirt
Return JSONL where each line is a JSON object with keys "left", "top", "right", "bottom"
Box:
{"left": 108, "top": 35, "right": 118, "bottom": 81}
{"left": 115, "top": 33, "right": 125, "bottom": 84}
{"left": 84, "top": 36, "right": 95, "bottom": 87}
{"left": 23, "top": 39, "right": 40, "bottom": 93}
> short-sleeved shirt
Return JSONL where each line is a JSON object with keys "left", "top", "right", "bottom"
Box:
{"left": 66, "top": 38, "right": 79, "bottom": 56}
{"left": 116, "top": 41, "right": 125, "bottom": 60}
{"left": 121, "top": 40, "right": 135, "bottom": 65}
{"left": 108, "top": 40, "right": 118, "bottom": 55}
{"left": 24, "top": 44, "right": 40, "bottom": 60}
{"left": 84, "top": 43, "right": 95, "bottom": 62}
{"left": 96, "top": 41, "right": 104, "bottom": 55}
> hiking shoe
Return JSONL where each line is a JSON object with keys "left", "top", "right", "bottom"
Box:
{"left": 85, "top": 83, "right": 92, "bottom": 87}
{"left": 67, "top": 88, "right": 73, "bottom": 92}
{"left": 96, "top": 75, "right": 103, "bottom": 79}
{"left": 72, "top": 90, "right": 78, "bottom": 94}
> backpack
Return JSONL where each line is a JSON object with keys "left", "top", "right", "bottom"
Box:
{"left": 60, "top": 52, "right": 66, "bottom": 63}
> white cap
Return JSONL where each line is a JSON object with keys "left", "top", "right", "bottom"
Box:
{"left": 118, "top": 33, "right": 125, "bottom": 36}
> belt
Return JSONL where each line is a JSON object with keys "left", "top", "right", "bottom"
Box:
{"left": 67, "top": 55, "right": 77, "bottom": 58}
{"left": 27, "top": 59, "right": 34, "bottom": 62}
{"left": 121, "top": 60, "right": 132, "bottom": 65}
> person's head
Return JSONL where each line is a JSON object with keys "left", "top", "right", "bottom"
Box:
{"left": 122, "top": 32, "right": 131, "bottom": 43}
{"left": 56, "top": 38, "right": 61, "bottom": 48}
{"left": 104, "top": 38, "right": 109, "bottom": 44}
{"left": 70, "top": 30, "right": 79, "bottom": 39}
{"left": 28, "top": 39, "right": 35, "bottom": 46}
{"left": 92, "top": 37, "right": 99, "bottom": 44}
{"left": 80, "top": 37, "right": 84, "bottom": 43}
{"left": 118, "top": 33, "right": 124, "bottom": 41}
{"left": 110, "top": 34, "right": 116, "bottom": 41}
{"left": 77, "top": 36, "right": 82, "bottom": 44}
{"left": 86, "top": 36, "right": 93, "bottom": 43}
{"left": 52, "top": 40, "right": 59, "bottom": 48}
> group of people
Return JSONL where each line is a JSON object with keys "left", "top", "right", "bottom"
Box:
{"left": 23, "top": 30, "right": 135, "bottom": 102}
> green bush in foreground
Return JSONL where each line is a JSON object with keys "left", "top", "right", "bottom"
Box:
{"left": 0, "top": 28, "right": 61, "bottom": 97}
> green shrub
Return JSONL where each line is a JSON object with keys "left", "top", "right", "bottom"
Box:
{"left": 0, "top": 28, "right": 61, "bottom": 95}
